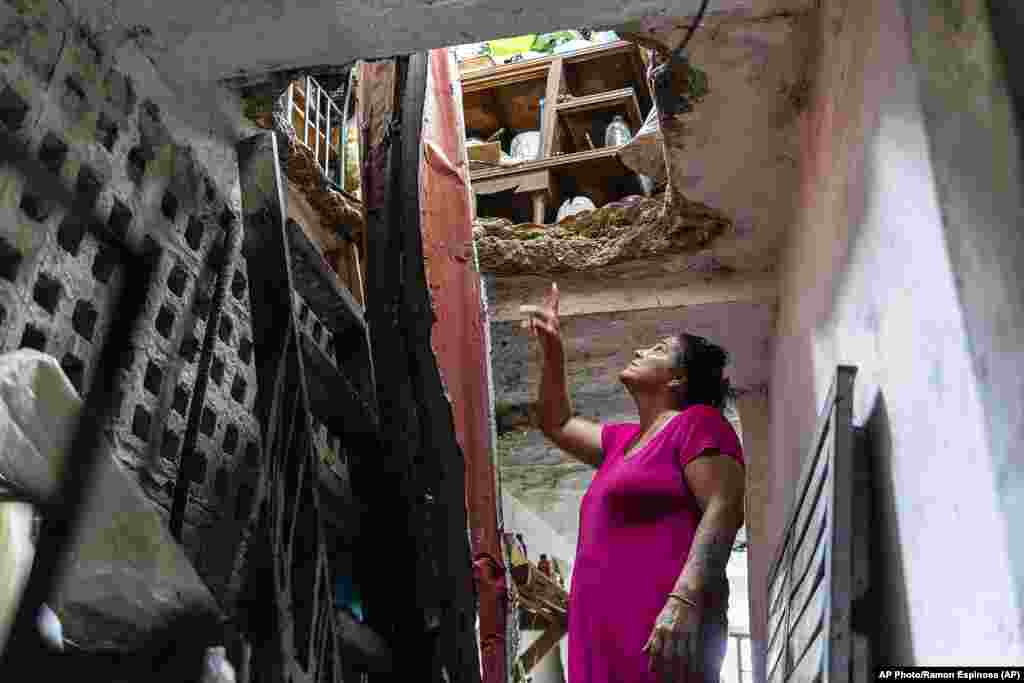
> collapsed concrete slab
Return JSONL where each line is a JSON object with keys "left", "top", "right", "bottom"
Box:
{"left": 474, "top": 193, "right": 730, "bottom": 275}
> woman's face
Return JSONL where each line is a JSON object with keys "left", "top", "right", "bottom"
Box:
{"left": 619, "top": 336, "right": 684, "bottom": 390}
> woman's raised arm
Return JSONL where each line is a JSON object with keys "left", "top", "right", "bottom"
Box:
{"left": 520, "top": 283, "right": 603, "bottom": 468}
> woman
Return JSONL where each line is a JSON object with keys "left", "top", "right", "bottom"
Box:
{"left": 521, "top": 283, "right": 745, "bottom": 683}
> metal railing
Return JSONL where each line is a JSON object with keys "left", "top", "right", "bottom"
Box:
{"left": 281, "top": 75, "right": 347, "bottom": 187}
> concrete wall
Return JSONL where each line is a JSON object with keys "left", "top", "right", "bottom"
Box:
{"left": 754, "top": 0, "right": 1024, "bottom": 672}
{"left": 0, "top": 1, "right": 260, "bottom": 597}
{"left": 901, "top": 0, "right": 1024, "bottom": 636}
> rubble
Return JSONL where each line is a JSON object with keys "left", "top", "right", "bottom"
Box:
{"left": 473, "top": 193, "right": 731, "bottom": 275}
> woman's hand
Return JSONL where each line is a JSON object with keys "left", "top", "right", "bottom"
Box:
{"left": 642, "top": 592, "right": 704, "bottom": 682}
{"left": 519, "top": 282, "right": 562, "bottom": 357}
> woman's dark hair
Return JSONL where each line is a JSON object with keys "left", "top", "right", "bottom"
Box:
{"left": 672, "top": 333, "right": 733, "bottom": 410}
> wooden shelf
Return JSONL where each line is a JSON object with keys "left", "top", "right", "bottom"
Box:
{"left": 470, "top": 145, "right": 626, "bottom": 186}
{"left": 287, "top": 217, "right": 365, "bottom": 336}
{"left": 556, "top": 87, "right": 643, "bottom": 154}
{"left": 461, "top": 40, "right": 651, "bottom": 223}
{"left": 460, "top": 40, "right": 641, "bottom": 93}
{"left": 556, "top": 88, "right": 643, "bottom": 129}
{"left": 470, "top": 146, "right": 643, "bottom": 223}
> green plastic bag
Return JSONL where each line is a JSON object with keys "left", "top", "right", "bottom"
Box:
{"left": 486, "top": 35, "right": 537, "bottom": 57}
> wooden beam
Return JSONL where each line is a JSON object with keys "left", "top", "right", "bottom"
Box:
{"left": 487, "top": 271, "right": 780, "bottom": 322}
{"left": 518, "top": 622, "right": 566, "bottom": 675}
{"left": 540, "top": 58, "right": 563, "bottom": 159}
{"left": 460, "top": 40, "right": 638, "bottom": 91}
{"left": 470, "top": 145, "right": 623, "bottom": 182}
{"left": 461, "top": 62, "right": 551, "bottom": 94}
{"left": 472, "top": 168, "right": 552, "bottom": 196}
{"left": 629, "top": 49, "right": 651, "bottom": 112}
{"left": 556, "top": 87, "right": 644, "bottom": 131}
{"left": 299, "top": 333, "right": 379, "bottom": 437}
{"left": 286, "top": 218, "right": 365, "bottom": 334}
{"left": 531, "top": 192, "right": 547, "bottom": 224}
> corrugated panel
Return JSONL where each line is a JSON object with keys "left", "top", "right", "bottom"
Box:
{"left": 420, "top": 48, "right": 506, "bottom": 683}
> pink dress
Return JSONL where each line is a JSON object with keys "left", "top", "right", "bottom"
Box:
{"left": 567, "top": 405, "right": 744, "bottom": 683}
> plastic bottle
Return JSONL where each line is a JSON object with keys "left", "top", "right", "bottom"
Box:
{"left": 604, "top": 114, "right": 632, "bottom": 147}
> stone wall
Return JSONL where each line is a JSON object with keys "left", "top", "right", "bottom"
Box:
{"left": 0, "top": 1, "right": 258, "bottom": 589}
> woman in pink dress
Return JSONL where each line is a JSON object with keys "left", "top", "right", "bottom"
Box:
{"left": 521, "top": 284, "right": 745, "bottom": 683}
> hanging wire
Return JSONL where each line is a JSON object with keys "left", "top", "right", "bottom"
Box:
{"left": 678, "top": 0, "right": 711, "bottom": 54}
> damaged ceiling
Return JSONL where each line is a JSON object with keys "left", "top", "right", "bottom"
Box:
{"left": 52, "top": 0, "right": 815, "bottom": 559}
{"left": 66, "top": 1, "right": 812, "bottom": 83}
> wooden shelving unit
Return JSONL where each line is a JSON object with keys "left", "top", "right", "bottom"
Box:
{"left": 460, "top": 40, "right": 652, "bottom": 224}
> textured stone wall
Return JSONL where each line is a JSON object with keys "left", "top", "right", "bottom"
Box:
{"left": 0, "top": 1, "right": 258, "bottom": 579}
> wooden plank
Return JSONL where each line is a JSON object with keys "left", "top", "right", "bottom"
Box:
{"left": 790, "top": 628, "right": 826, "bottom": 683}
{"left": 286, "top": 218, "right": 366, "bottom": 334}
{"left": 628, "top": 48, "right": 651, "bottom": 112}
{"left": 299, "top": 333, "right": 379, "bottom": 437}
{"left": 541, "top": 58, "right": 563, "bottom": 159}
{"left": 462, "top": 62, "right": 551, "bottom": 94}
{"left": 348, "top": 242, "right": 365, "bottom": 307}
{"left": 556, "top": 87, "right": 644, "bottom": 131}
{"left": 460, "top": 41, "right": 637, "bottom": 91}
{"left": 519, "top": 622, "right": 566, "bottom": 674}
{"left": 472, "top": 169, "right": 552, "bottom": 196}
{"left": 470, "top": 145, "right": 624, "bottom": 181}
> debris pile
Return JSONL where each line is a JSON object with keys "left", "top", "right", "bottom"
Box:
{"left": 473, "top": 193, "right": 731, "bottom": 275}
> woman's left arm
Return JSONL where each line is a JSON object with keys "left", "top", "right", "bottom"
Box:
{"left": 676, "top": 450, "right": 746, "bottom": 597}
{"left": 644, "top": 450, "right": 745, "bottom": 679}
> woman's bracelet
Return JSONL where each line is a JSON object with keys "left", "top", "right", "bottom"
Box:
{"left": 667, "top": 592, "right": 699, "bottom": 608}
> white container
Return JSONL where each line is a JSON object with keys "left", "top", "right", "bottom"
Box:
{"left": 510, "top": 131, "right": 541, "bottom": 161}
{"left": 557, "top": 196, "right": 596, "bottom": 222}
{"left": 604, "top": 114, "right": 632, "bottom": 148}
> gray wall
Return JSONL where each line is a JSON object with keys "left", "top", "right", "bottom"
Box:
{"left": 0, "top": 1, "right": 259, "bottom": 597}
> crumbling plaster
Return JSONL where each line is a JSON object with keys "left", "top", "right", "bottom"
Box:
{"left": 475, "top": 5, "right": 815, "bottom": 278}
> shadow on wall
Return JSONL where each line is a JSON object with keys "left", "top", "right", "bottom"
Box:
{"left": 862, "top": 391, "right": 915, "bottom": 664}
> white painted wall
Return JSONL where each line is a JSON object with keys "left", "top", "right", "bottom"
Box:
{"left": 759, "top": 0, "right": 1024, "bottom": 671}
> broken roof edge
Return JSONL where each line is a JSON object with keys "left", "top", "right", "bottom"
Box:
{"left": 473, "top": 193, "right": 732, "bottom": 276}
